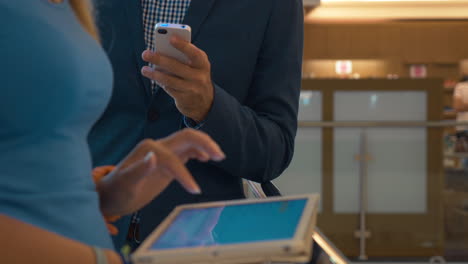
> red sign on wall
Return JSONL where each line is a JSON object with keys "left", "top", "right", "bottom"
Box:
{"left": 410, "top": 64, "right": 427, "bottom": 79}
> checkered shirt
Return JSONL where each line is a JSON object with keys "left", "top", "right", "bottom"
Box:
{"left": 141, "top": 0, "right": 192, "bottom": 93}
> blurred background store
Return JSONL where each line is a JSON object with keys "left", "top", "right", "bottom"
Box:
{"left": 271, "top": 0, "right": 468, "bottom": 263}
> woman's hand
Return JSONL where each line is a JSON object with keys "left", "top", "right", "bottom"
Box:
{"left": 96, "top": 129, "right": 225, "bottom": 217}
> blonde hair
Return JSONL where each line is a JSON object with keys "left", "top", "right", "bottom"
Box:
{"left": 69, "top": 0, "right": 100, "bottom": 41}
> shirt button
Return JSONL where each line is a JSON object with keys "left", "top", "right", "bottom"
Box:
{"left": 147, "top": 109, "right": 159, "bottom": 122}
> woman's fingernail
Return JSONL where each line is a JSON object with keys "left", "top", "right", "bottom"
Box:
{"left": 213, "top": 156, "right": 222, "bottom": 161}
{"left": 190, "top": 186, "right": 202, "bottom": 195}
{"left": 214, "top": 152, "right": 226, "bottom": 161}
{"left": 144, "top": 151, "right": 155, "bottom": 163}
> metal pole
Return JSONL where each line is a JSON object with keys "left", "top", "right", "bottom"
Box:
{"left": 358, "top": 129, "right": 369, "bottom": 261}
{"left": 298, "top": 120, "right": 468, "bottom": 128}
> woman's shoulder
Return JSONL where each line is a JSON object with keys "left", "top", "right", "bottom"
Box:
{"left": 0, "top": 2, "right": 40, "bottom": 19}
{"left": 0, "top": 2, "right": 53, "bottom": 38}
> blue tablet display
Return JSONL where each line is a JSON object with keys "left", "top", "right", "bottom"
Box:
{"left": 151, "top": 199, "right": 307, "bottom": 250}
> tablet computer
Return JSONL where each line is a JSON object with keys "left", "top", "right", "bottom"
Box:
{"left": 132, "top": 194, "right": 320, "bottom": 264}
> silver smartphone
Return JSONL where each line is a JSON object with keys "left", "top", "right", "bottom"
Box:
{"left": 153, "top": 23, "right": 192, "bottom": 64}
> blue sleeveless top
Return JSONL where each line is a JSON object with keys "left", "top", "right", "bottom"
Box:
{"left": 0, "top": 1, "right": 114, "bottom": 248}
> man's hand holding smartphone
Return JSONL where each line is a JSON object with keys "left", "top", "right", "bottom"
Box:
{"left": 141, "top": 23, "right": 214, "bottom": 123}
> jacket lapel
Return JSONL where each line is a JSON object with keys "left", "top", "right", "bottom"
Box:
{"left": 183, "top": 0, "right": 217, "bottom": 42}
{"left": 124, "top": 0, "right": 152, "bottom": 96}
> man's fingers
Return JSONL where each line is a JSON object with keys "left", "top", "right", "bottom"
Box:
{"left": 170, "top": 36, "right": 208, "bottom": 69}
{"left": 142, "top": 50, "right": 193, "bottom": 78}
{"left": 141, "top": 66, "right": 187, "bottom": 92}
{"left": 141, "top": 67, "right": 193, "bottom": 103}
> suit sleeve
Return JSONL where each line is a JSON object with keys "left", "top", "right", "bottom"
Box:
{"left": 198, "top": 0, "right": 304, "bottom": 183}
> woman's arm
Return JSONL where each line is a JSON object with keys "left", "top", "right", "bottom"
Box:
{"left": 0, "top": 214, "right": 122, "bottom": 264}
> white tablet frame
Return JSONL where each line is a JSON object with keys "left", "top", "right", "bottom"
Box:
{"left": 132, "top": 194, "right": 320, "bottom": 264}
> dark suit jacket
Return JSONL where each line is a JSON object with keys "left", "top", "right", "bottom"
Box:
{"left": 89, "top": 0, "right": 304, "bottom": 250}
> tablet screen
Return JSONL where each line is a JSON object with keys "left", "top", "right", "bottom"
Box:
{"left": 151, "top": 199, "right": 307, "bottom": 250}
